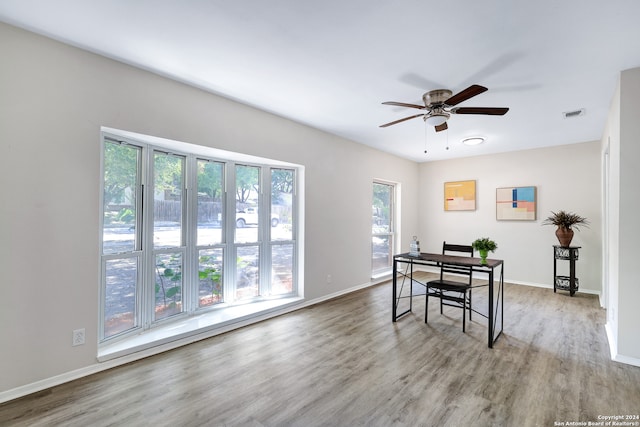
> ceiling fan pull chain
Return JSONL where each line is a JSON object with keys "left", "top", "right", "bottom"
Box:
{"left": 424, "top": 118, "right": 428, "bottom": 154}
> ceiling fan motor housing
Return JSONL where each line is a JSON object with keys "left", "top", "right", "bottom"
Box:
{"left": 423, "top": 89, "right": 453, "bottom": 107}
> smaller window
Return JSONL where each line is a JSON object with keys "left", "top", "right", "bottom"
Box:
{"left": 372, "top": 182, "right": 396, "bottom": 276}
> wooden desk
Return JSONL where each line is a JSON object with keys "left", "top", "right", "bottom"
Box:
{"left": 392, "top": 252, "right": 504, "bottom": 348}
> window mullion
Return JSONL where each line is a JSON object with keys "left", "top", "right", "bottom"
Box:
{"left": 225, "top": 162, "right": 237, "bottom": 303}
{"left": 261, "top": 167, "right": 270, "bottom": 296}
{"left": 185, "top": 155, "right": 197, "bottom": 313}
{"left": 142, "top": 146, "right": 154, "bottom": 330}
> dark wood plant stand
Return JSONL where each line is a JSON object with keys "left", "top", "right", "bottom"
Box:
{"left": 553, "top": 245, "right": 580, "bottom": 296}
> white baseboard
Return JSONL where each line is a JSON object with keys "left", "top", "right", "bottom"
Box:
{"left": 605, "top": 322, "right": 640, "bottom": 368}
{"left": 605, "top": 322, "right": 618, "bottom": 359}
{"left": 611, "top": 353, "right": 640, "bottom": 367}
{"left": 0, "top": 280, "right": 375, "bottom": 404}
{"left": 506, "top": 279, "right": 601, "bottom": 297}
{"left": 413, "top": 267, "right": 601, "bottom": 296}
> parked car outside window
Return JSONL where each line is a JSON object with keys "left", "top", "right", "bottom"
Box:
{"left": 236, "top": 207, "right": 279, "bottom": 228}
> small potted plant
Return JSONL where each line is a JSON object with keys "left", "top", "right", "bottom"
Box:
{"left": 472, "top": 237, "right": 498, "bottom": 265}
{"left": 542, "top": 210, "right": 589, "bottom": 247}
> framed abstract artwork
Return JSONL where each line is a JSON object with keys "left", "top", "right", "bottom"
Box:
{"left": 496, "top": 186, "right": 536, "bottom": 220}
{"left": 444, "top": 180, "right": 476, "bottom": 211}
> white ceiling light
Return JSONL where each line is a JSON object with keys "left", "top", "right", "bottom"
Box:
{"left": 462, "top": 137, "right": 485, "bottom": 146}
{"left": 424, "top": 113, "right": 449, "bottom": 126}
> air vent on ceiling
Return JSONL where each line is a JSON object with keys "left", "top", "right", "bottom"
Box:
{"left": 562, "top": 108, "right": 585, "bottom": 118}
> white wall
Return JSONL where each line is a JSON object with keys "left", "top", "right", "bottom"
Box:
{"left": 602, "top": 75, "right": 621, "bottom": 354}
{"left": 418, "top": 142, "right": 602, "bottom": 292}
{"left": 0, "top": 22, "right": 419, "bottom": 394}
{"left": 603, "top": 67, "right": 640, "bottom": 363}
{"left": 617, "top": 68, "right": 640, "bottom": 360}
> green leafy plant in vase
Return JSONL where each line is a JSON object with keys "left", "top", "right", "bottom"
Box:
{"left": 472, "top": 237, "right": 498, "bottom": 265}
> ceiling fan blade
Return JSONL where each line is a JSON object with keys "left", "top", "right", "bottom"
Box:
{"left": 452, "top": 107, "right": 509, "bottom": 115}
{"left": 435, "top": 122, "right": 448, "bottom": 132}
{"left": 379, "top": 114, "right": 424, "bottom": 128}
{"left": 444, "top": 84, "right": 488, "bottom": 106}
{"left": 382, "top": 101, "right": 425, "bottom": 110}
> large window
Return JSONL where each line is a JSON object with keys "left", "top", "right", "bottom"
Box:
{"left": 100, "top": 133, "right": 298, "bottom": 342}
{"left": 372, "top": 181, "right": 396, "bottom": 276}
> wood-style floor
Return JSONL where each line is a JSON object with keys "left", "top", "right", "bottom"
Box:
{"left": 2, "top": 273, "right": 639, "bottom": 426}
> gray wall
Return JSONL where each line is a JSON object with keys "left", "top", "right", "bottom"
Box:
{"left": 0, "top": 22, "right": 419, "bottom": 395}
{"left": 418, "top": 142, "right": 602, "bottom": 292}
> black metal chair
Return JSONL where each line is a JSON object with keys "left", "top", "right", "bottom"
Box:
{"left": 425, "top": 242, "right": 474, "bottom": 332}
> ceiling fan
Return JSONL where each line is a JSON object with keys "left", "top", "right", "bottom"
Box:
{"left": 380, "top": 84, "right": 509, "bottom": 132}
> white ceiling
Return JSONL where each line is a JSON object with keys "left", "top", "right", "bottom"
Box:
{"left": 2, "top": 0, "right": 640, "bottom": 162}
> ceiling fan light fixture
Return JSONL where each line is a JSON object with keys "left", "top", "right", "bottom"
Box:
{"left": 424, "top": 113, "right": 449, "bottom": 127}
{"left": 462, "top": 137, "right": 485, "bottom": 146}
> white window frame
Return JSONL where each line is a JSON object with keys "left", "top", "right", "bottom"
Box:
{"left": 99, "top": 129, "right": 301, "bottom": 346}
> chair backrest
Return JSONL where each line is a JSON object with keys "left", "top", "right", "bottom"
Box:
{"left": 439, "top": 241, "right": 474, "bottom": 281}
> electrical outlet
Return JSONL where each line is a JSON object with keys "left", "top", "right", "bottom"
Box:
{"left": 326, "top": 274, "right": 332, "bottom": 284}
{"left": 72, "top": 328, "right": 85, "bottom": 346}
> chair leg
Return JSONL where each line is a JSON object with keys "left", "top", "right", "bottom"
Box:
{"left": 462, "top": 295, "right": 466, "bottom": 333}
{"left": 439, "top": 290, "right": 444, "bottom": 314}
{"left": 468, "top": 288, "right": 472, "bottom": 321}
{"left": 425, "top": 290, "right": 429, "bottom": 323}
